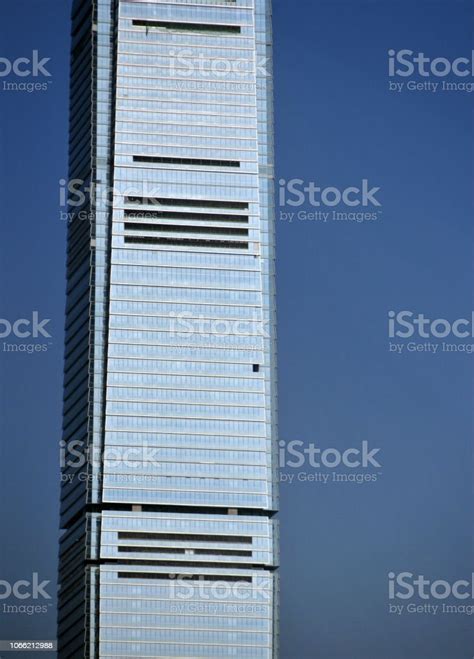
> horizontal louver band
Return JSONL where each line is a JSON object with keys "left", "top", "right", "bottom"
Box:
{"left": 132, "top": 20, "right": 241, "bottom": 34}
{"left": 118, "top": 572, "right": 252, "bottom": 582}
{"left": 124, "top": 222, "right": 248, "bottom": 237}
{"left": 124, "top": 210, "right": 248, "bottom": 223}
{"left": 118, "top": 532, "right": 253, "bottom": 544}
{"left": 125, "top": 197, "right": 249, "bottom": 210}
{"left": 124, "top": 236, "right": 249, "bottom": 249}
{"left": 118, "top": 547, "right": 252, "bottom": 557}
{"left": 133, "top": 155, "right": 240, "bottom": 168}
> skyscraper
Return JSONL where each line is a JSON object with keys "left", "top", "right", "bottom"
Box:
{"left": 59, "top": 0, "right": 278, "bottom": 656}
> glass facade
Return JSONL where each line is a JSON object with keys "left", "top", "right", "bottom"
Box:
{"left": 59, "top": 0, "right": 277, "bottom": 656}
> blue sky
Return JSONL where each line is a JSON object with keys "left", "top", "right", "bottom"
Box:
{"left": 0, "top": 0, "right": 473, "bottom": 657}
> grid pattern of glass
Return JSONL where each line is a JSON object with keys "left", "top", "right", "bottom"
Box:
{"left": 59, "top": 0, "right": 277, "bottom": 656}
{"left": 104, "top": 0, "right": 277, "bottom": 513}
